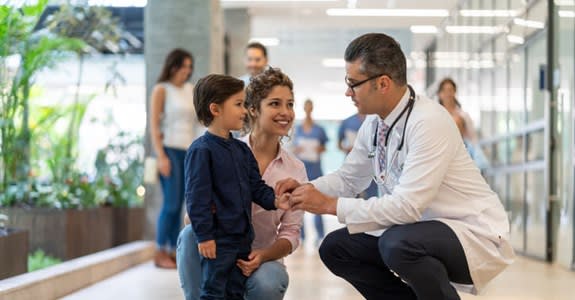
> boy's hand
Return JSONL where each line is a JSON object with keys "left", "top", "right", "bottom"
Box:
{"left": 198, "top": 240, "right": 216, "bottom": 259}
{"left": 275, "top": 193, "right": 291, "bottom": 210}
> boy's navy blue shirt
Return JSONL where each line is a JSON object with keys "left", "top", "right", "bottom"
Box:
{"left": 184, "top": 131, "right": 277, "bottom": 243}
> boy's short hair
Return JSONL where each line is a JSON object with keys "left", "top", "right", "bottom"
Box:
{"left": 193, "top": 74, "right": 245, "bottom": 126}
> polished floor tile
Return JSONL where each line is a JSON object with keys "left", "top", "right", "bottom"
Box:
{"left": 62, "top": 243, "right": 575, "bottom": 300}
{"left": 63, "top": 214, "right": 575, "bottom": 299}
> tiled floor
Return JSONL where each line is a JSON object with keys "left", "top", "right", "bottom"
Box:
{"left": 62, "top": 243, "right": 575, "bottom": 300}
{"left": 62, "top": 215, "right": 575, "bottom": 299}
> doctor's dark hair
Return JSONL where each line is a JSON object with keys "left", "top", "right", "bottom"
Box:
{"left": 344, "top": 33, "right": 407, "bottom": 86}
{"left": 243, "top": 68, "right": 293, "bottom": 133}
{"left": 193, "top": 74, "right": 244, "bottom": 126}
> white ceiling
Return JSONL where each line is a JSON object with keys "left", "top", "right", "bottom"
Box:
{"left": 221, "top": 0, "right": 460, "bottom": 120}
{"left": 222, "top": 0, "right": 458, "bottom": 42}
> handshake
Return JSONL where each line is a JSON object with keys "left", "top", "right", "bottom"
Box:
{"left": 272, "top": 178, "right": 337, "bottom": 215}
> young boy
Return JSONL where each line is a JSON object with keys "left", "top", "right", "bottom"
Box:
{"left": 185, "top": 74, "right": 290, "bottom": 300}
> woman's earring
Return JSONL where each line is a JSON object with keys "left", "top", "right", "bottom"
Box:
{"left": 249, "top": 107, "right": 257, "bottom": 117}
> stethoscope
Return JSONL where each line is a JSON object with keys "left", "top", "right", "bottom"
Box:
{"left": 368, "top": 85, "right": 416, "bottom": 186}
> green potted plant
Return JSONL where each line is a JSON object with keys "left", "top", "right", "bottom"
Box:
{"left": 0, "top": 212, "right": 29, "bottom": 280}
{"left": 0, "top": 1, "right": 114, "bottom": 261}
{"left": 0, "top": 0, "right": 84, "bottom": 202}
{"left": 95, "top": 132, "right": 145, "bottom": 246}
{"left": 5, "top": 99, "right": 115, "bottom": 260}
{"left": 0, "top": 2, "right": 140, "bottom": 260}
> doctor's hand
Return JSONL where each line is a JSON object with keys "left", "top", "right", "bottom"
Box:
{"left": 274, "top": 193, "right": 291, "bottom": 211}
{"left": 290, "top": 184, "right": 337, "bottom": 215}
{"left": 275, "top": 178, "right": 302, "bottom": 196}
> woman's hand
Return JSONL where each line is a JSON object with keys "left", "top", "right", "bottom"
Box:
{"left": 198, "top": 240, "right": 216, "bottom": 259}
{"left": 237, "top": 249, "right": 265, "bottom": 277}
{"left": 157, "top": 155, "right": 171, "bottom": 177}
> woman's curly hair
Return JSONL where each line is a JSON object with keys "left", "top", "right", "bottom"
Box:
{"left": 243, "top": 68, "right": 294, "bottom": 134}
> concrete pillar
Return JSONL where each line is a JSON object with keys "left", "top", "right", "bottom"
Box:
{"left": 143, "top": 0, "right": 224, "bottom": 241}
{"left": 224, "top": 8, "right": 251, "bottom": 77}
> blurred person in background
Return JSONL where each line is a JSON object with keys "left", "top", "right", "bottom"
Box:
{"left": 338, "top": 113, "right": 379, "bottom": 198}
{"left": 292, "top": 99, "right": 328, "bottom": 246}
{"left": 438, "top": 78, "right": 489, "bottom": 170}
{"left": 239, "top": 42, "right": 269, "bottom": 86}
{"left": 150, "top": 48, "right": 199, "bottom": 269}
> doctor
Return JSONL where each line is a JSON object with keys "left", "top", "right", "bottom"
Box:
{"left": 275, "top": 33, "right": 514, "bottom": 300}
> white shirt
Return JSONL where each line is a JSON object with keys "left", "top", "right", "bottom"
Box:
{"left": 161, "top": 82, "right": 198, "bottom": 150}
{"left": 311, "top": 88, "right": 515, "bottom": 294}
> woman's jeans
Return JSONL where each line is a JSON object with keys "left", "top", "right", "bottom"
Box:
{"left": 177, "top": 225, "right": 289, "bottom": 300}
{"left": 156, "top": 147, "right": 186, "bottom": 251}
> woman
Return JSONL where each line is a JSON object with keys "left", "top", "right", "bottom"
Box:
{"left": 176, "top": 68, "right": 306, "bottom": 300}
{"left": 437, "top": 78, "right": 477, "bottom": 143}
{"left": 438, "top": 78, "right": 489, "bottom": 169}
{"left": 293, "top": 99, "right": 328, "bottom": 245}
{"left": 150, "top": 48, "right": 199, "bottom": 269}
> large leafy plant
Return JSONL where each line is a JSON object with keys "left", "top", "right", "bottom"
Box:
{"left": 0, "top": 1, "right": 84, "bottom": 204}
{"left": 43, "top": 5, "right": 128, "bottom": 180}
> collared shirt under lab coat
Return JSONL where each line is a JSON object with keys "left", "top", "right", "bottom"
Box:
{"left": 311, "top": 88, "right": 515, "bottom": 294}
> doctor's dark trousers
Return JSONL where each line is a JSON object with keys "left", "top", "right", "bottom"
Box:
{"left": 319, "top": 221, "right": 473, "bottom": 300}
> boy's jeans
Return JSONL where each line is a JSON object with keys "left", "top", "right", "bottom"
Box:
{"left": 177, "top": 225, "right": 289, "bottom": 300}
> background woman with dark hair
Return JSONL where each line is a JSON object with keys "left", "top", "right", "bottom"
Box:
{"left": 150, "top": 48, "right": 199, "bottom": 269}
{"left": 438, "top": 78, "right": 489, "bottom": 169}
{"left": 437, "top": 78, "right": 477, "bottom": 143}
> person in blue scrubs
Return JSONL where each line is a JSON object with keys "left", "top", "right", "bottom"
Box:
{"left": 293, "top": 99, "right": 328, "bottom": 245}
{"left": 337, "top": 113, "right": 379, "bottom": 198}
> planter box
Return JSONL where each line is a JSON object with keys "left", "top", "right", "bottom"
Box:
{"left": 5, "top": 207, "right": 113, "bottom": 260}
{"left": 0, "top": 228, "right": 29, "bottom": 280}
{"left": 112, "top": 207, "right": 144, "bottom": 246}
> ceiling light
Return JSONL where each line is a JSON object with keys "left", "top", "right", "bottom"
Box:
{"left": 507, "top": 35, "right": 525, "bottom": 44}
{"left": 433, "top": 52, "right": 470, "bottom": 60}
{"left": 559, "top": 10, "right": 575, "bottom": 18}
{"left": 445, "top": 26, "right": 504, "bottom": 34}
{"left": 555, "top": 0, "right": 575, "bottom": 6}
{"left": 87, "top": 0, "right": 147, "bottom": 6}
{"left": 326, "top": 8, "right": 449, "bottom": 17}
{"left": 410, "top": 25, "right": 438, "bottom": 34}
{"left": 249, "top": 37, "right": 280, "bottom": 46}
{"left": 459, "top": 10, "right": 518, "bottom": 17}
{"left": 223, "top": 0, "right": 336, "bottom": 2}
{"left": 322, "top": 58, "right": 345, "bottom": 68}
{"left": 513, "top": 18, "right": 545, "bottom": 29}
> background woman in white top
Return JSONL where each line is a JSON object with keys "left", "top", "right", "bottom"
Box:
{"left": 150, "top": 48, "right": 198, "bottom": 269}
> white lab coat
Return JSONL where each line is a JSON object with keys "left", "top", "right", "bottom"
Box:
{"left": 311, "top": 88, "right": 515, "bottom": 294}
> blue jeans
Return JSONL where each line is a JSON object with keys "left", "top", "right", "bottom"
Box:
{"left": 200, "top": 240, "right": 250, "bottom": 300}
{"left": 156, "top": 147, "right": 186, "bottom": 251}
{"left": 177, "top": 225, "right": 289, "bottom": 300}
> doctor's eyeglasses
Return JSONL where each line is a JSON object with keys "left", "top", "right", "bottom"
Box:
{"left": 345, "top": 73, "right": 385, "bottom": 95}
